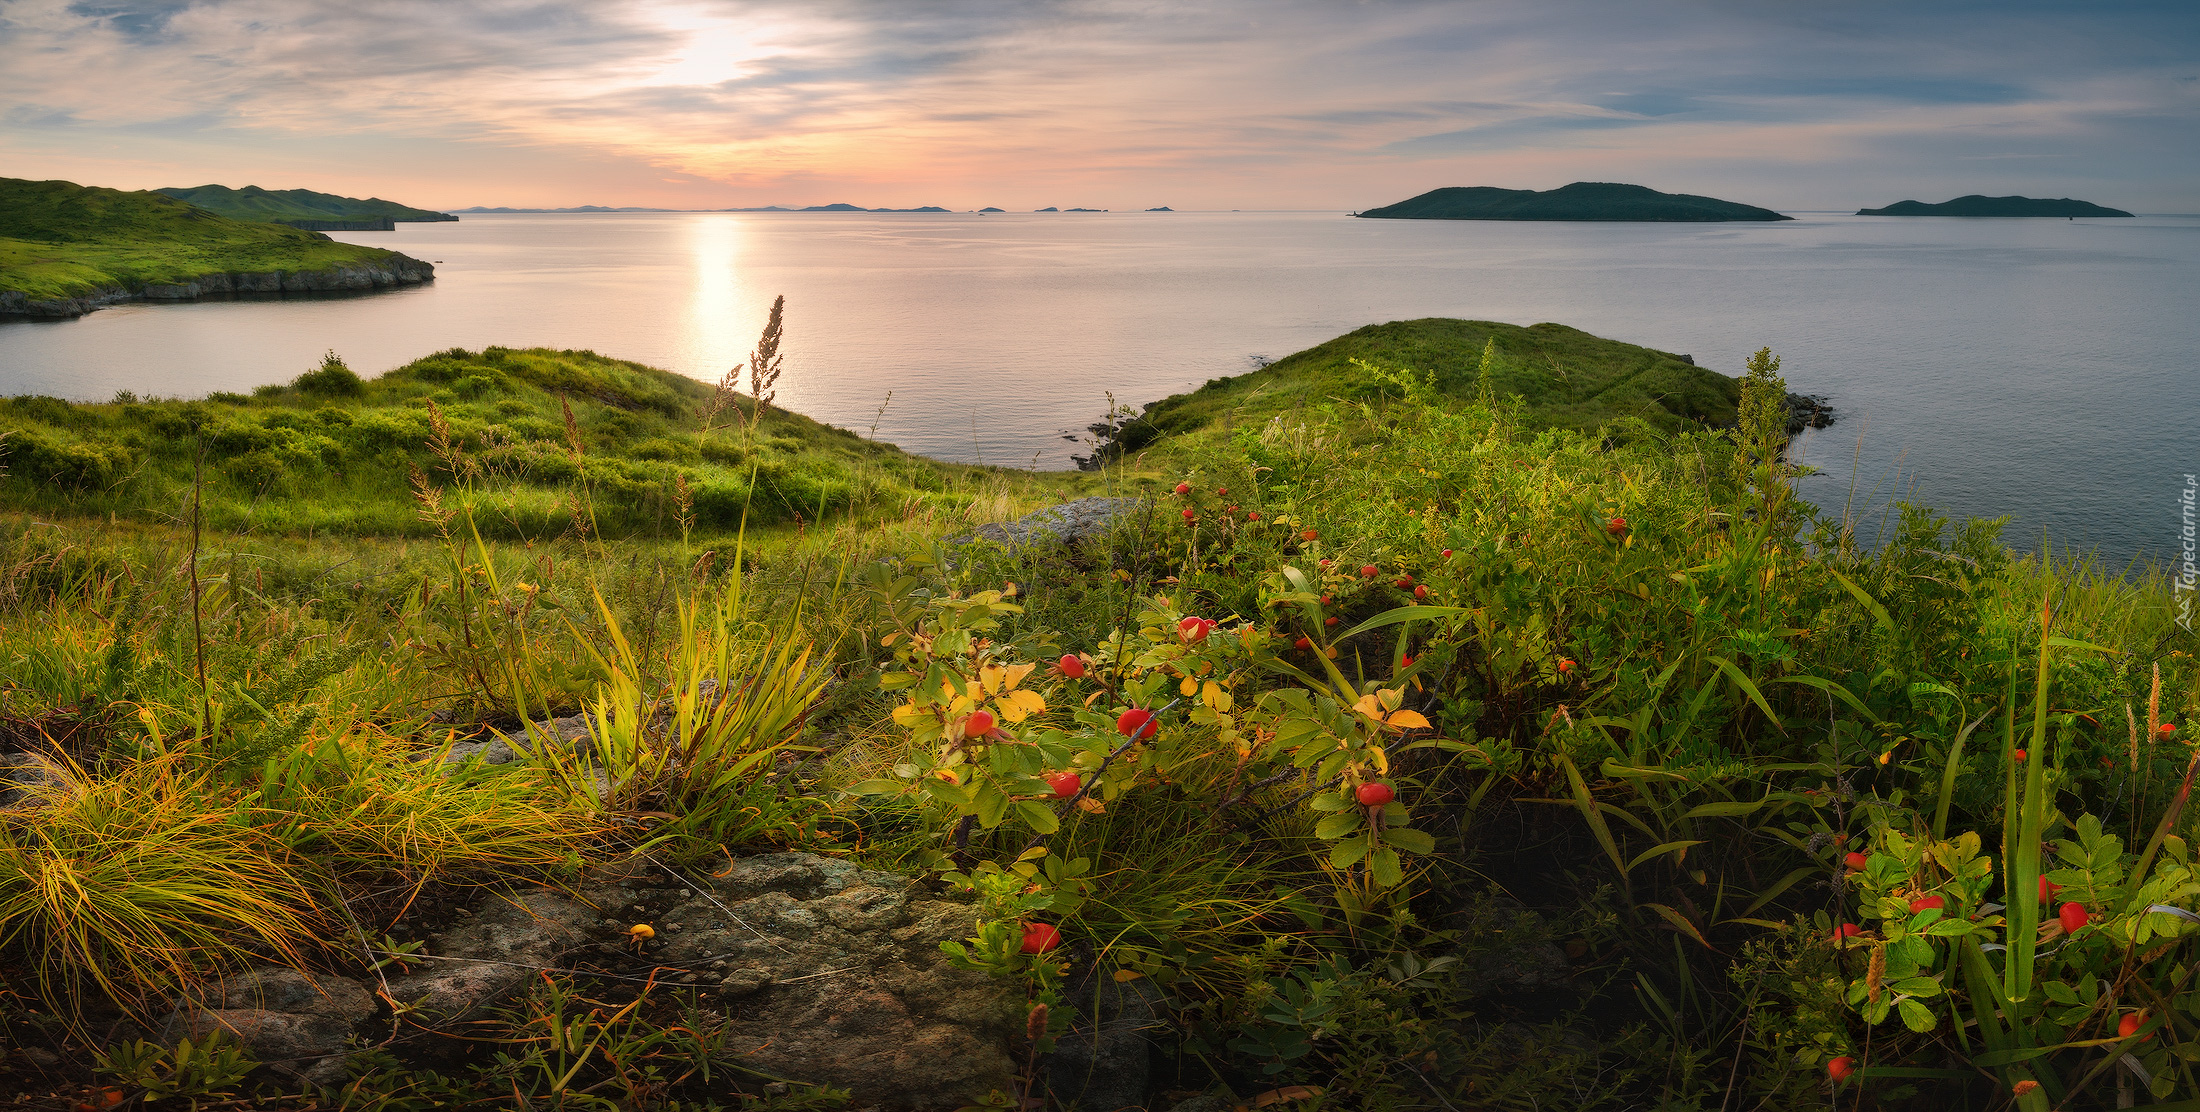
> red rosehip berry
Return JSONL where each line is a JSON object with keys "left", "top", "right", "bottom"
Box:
{"left": 1178, "top": 616, "right": 1211, "bottom": 642}
{"left": 1557, "top": 658, "right": 1575, "bottom": 675}
{"left": 1324, "top": 616, "right": 1339, "bottom": 627}
{"left": 1301, "top": 529, "right": 1319, "bottom": 541}
{"left": 1181, "top": 508, "right": 1196, "bottom": 521}
{"left": 2040, "top": 876, "right": 2060, "bottom": 903}
{"left": 1440, "top": 549, "right": 1453, "bottom": 558}
{"left": 1115, "top": 708, "right": 1158, "bottom": 740}
{"left": 2159, "top": 723, "right": 2178, "bottom": 741}
{"left": 2059, "top": 901, "right": 2088, "bottom": 934}
{"left": 1059, "top": 654, "right": 1086, "bottom": 679}
{"left": 1827, "top": 1056, "right": 1856, "bottom": 1083}
{"left": 1843, "top": 851, "right": 1867, "bottom": 872}
{"left": 963, "top": 710, "right": 996, "bottom": 737}
{"left": 1045, "top": 771, "right": 1082, "bottom": 799}
{"left": 1215, "top": 487, "right": 1227, "bottom": 496}
{"left": 1356, "top": 782, "right": 1394, "bottom": 807}
{"left": 2121, "top": 1011, "right": 2151, "bottom": 1040}
{"left": 2013, "top": 748, "right": 2027, "bottom": 762}
{"left": 1247, "top": 511, "right": 1260, "bottom": 521}
{"left": 1832, "top": 922, "right": 1863, "bottom": 942}
{"left": 1413, "top": 584, "right": 1429, "bottom": 600}
{"left": 1294, "top": 636, "right": 1312, "bottom": 651}
{"left": 1360, "top": 564, "right": 1379, "bottom": 578}
{"left": 1606, "top": 516, "right": 1628, "bottom": 537}
{"left": 1393, "top": 576, "right": 1413, "bottom": 589}
{"left": 1174, "top": 482, "right": 1191, "bottom": 495}
{"left": 1020, "top": 921, "right": 1062, "bottom": 954}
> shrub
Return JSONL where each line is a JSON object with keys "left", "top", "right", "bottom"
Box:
{"left": 293, "top": 350, "right": 364, "bottom": 397}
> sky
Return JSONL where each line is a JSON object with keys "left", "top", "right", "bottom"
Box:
{"left": 2, "top": 0, "right": 2196, "bottom": 213}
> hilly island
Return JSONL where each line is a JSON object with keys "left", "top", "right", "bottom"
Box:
{"left": 1357, "top": 181, "right": 1790, "bottom": 221}
{"left": 0, "top": 177, "right": 433, "bottom": 320}
{"left": 1855, "top": 194, "right": 2135, "bottom": 217}
{"left": 154, "top": 183, "right": 459, "bottom": 231}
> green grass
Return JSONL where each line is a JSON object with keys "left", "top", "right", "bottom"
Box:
{"left": 1107, "top": 317, "right": 1741, "bottom": 459}
{"left": 0, "top": 177, "right": 421, "bottom": 303}
{"left": 0, "top": 344, "right": 1084, "bottom": 537}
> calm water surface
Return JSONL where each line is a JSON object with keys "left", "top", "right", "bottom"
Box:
{"left": 2, "top": 211, "right": 2194, "bottom": 564}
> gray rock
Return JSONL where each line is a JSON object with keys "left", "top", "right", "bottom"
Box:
{"left": 642, "top": 853, "right": 1024, "bottom": 1111}
{"left": 958, "top": 497, "right": 1139, "bottom": 551}
{"left": 382, "top": 890, "right": 599, "bottom": 1027}
{"left": 0, "top": 752, "right": 64, "bottom": 809}
{"left": 165, "top": 967, "right": 372, "bottom": 1083}
{"left": 1043, "top": 970, "right": 1163, "bottom": 1110}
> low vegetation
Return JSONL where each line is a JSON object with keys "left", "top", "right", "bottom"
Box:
{"left": 0, "top": 317, "right": 2189, "bottom": 1111}
{"left": 0, "top": 178, "right": 422, "bottom": 305}
{"left": 152, "top": 184, "right": 456, "bottom": 226}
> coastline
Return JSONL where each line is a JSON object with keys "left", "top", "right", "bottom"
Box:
{"left": 0, "top": 255, "right": 435, "bottom": 320}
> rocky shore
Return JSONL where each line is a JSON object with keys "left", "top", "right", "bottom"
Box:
{"left": 0, "top": 254, "right": 435, "bottom": 320}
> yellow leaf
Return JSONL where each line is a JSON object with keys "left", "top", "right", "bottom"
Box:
{"left": 1181, "top": 676, "right": 1199, "bottom": 697}
{"left": 1201, "top": 680, "right": 1227, "bottom": 711}
{"left": 980, "top": 664, "right": 1006, "bottom": 696}
{"left": 999, "top": 689, "right": 1048, "bottom": 723}
{"left": 1077, "top": 797, "right": 1107, "bottom": 814}
{"left": 1351, "top": 693, "right": 1385, "bottom": 720}
{"left": 1113, "top": 969, "right": 1145, "bottom": 982}
{"left": 1001, "top": 662, "right": 1036, "bottom": 692}
{"left": 1385, "top": 710, "right": 1432, "bottom": 730}
{"left": 880, "top": 631, "right": 902, "bottom": 646}
{"left": 891, "top": 703, "right": 929, "bottom": 727}
{"left": 1377, "top": 688, "right": 1403, "bottom": 713}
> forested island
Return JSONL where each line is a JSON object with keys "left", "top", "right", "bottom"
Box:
{"left": 1856, "top": 195, "right": 2136, "bottom": 217}
{"left": 0, "top": 177, "right": 433, "bottom": 319}
{"left": 1358, "top": 181, "right": 1791, "bottom": 221}
{"left": 154, "top": 184, "right": 459, "bottom": 231}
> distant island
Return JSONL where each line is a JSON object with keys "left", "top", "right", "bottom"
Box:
{"left": 1147, "top": 207, "right": 1173, "bottom": 212}
{"left": 1, "top": 177, "right": 432, "bottom": 319}
{"left": 1855, "top": 195, "right": 2135, "bottom": 217}
{"left": 979, "top": 207, "right": 1005, "bottom": 213}
{"left": 1357, "top": 182, "right": 1791, "bottom": 222}
{"left": 155, "top": 184, "right": 457, "bottom": 231}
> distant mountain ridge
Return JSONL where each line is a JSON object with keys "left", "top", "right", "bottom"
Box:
{"left": 156, "top": 184, "right": 456, "bottom": 230}
{"left": 1855, "top": 195, "right": 2134, "bottom": 217}
{"left": 1358, "top": 182, "right": 1790, "bottom": 222}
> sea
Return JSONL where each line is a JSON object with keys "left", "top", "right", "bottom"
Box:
{"left": 2, "top": 210, "right": 2195, "bottom": 566}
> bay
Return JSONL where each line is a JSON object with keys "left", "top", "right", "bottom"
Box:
{"left": 2, "top": 210, "right": 2194, "bottom": 564}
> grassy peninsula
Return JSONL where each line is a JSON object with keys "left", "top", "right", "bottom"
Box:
{"left": 1856, "top": 195, "right": 2136, "bottom": 217}
{"left": 0, "top": 177, "right": 433, "bottom": 318}
{"left": 154, "top": 184, "right": 458, "bottom": 229}
{"left": 1358, "top": 181, "right": 1791, "bottom": 221}
{"left": 0, "top": 318, "right": 2190, "bottom": 1111}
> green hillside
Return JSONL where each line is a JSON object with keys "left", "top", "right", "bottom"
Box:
{"left": 156, "top": 183, "right": 457, "bottom": 225}
{"left": 0, "top": 177, "right": 430, "bottom": 309}
{"left": 1103, "top": 318, "right": 1742, "bottom": 458}
{"left": 1358, "top": 182, "right": 1791, "bottom": 222}
{"left": 0, "top": 345, "right": 1047, "bottom": 536}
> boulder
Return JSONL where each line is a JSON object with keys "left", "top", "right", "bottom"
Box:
{"left": 956, "top": 497, "right": 1139, "bottom": 552}
{"left": 165, "top": 967, "right": 373, "bottom": 1084}
{"left": 639, "top": 853, "right": 1024, "bottom": 1111}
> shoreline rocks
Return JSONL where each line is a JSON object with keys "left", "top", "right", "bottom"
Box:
{"left": 0, "top": 255, "right": 435, "bottom": 320}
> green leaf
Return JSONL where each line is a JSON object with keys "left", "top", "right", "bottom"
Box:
{"left": 1708, "top": 655, "right": 1783, "bottom": 732}
{"left": 1368, "top": 847, "right": 1403, "bottom": 887}
{"left": 1680, "top": 800, "right": 1766, "bottom": 820}
{"left": 1314, "top": 811, "right": 1363, "bottom": 840}
{"left": 1336, "top": 605, "right": 1472, "bottom": 642}
{"left": 1897, "top": 997, "right": 1937, "bottom": 1032}
{"left": 844, "top": 778, "right": 907, "bottom": 795}
{"left": 1641, "top": 902, "right": 1711, "bottom": 949}
{"left": 1625, "top": 839, "right": 1704, "bottom": 873}
{"left": 975, "top": 783, "right": 1009, "bottom": 828}
{"left": 1889, "top": 977, "right": 1943, "bottom": 998}
{"left": 1015, "top": 800, "right": 1059, "bottom": 835}
{"left": 1385, "top": 827, "right": 1436, "bottom": 856}
{"left": 1330, "top": 837, "right": 1372, "bottom": 869}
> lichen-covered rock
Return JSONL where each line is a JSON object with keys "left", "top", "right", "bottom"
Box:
{"left": 959, "top": 497, "right": 1139, "bottom": 551}
{"left": 0, "top": 751, "right": 64, "bottom": 809}
{"left": 165, "top": 967, "right": 372, "bottom": 1083}
{"left": 640, "top": 853, "right": 1023, "bottom": 1111}
{"left": 383, "top": 890, "right": 599, "bottom": 1026}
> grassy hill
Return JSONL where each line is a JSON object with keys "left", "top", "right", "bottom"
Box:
{"left": 1358, "top": 182, "right": 1791, "bottom": 222}
{"left": 0, "top": 345, "right": 1060, "bottom": 537}
{"left": 0, "top": 177, "right": 429, "bottom": 308}
{"left": 1103, "top": 318, "right": 1742, "bottom": 459}
{"left": 156, "top": 183, "right": 457, "bottom": 226}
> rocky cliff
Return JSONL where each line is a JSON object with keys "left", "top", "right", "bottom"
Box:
{"left": 0, "top": 255, "right": 434, "bottom": 320}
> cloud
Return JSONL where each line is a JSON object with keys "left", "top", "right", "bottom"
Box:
{"left": 0, "top": 0, "right": 2193, "bottom": 209}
